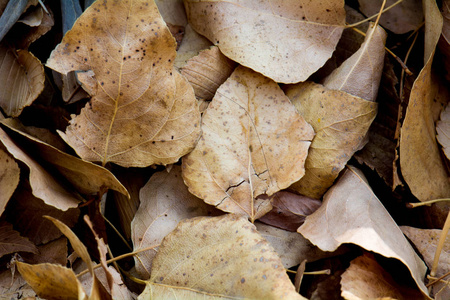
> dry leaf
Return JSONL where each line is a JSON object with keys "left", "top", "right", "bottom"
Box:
{"left": 46, "top": 0, "right": 201, "bottom": 167}
{"left": 437, "top": 102, "right": 450, "bottom": 160}
{"left": 140, "top": 214, "right": 305, "bottom": 299}
{"left": 0, "top": 144, "right": 19, "bottom": 215}
{"left": 1, "top": 118, "right": 129, "bottom": 197}
{"left": 298, "top": 166, "right": 429, "bottom": 298}
{"left": 0, "top": 127, "right": 82, "bottom": 210}
{"left": 131, "top": 165, "right": 220, "bottom": 279}
{"left": 0, "top": 45, "right": 45, "bottom": 117}
{"left": 174, "top": 24, "right": 212, "bottom": 69}
{"left": 184, "top": 0, "right": 346, "bottom": 83}
{"left": 181, "top": 46, "right": 236, "bottom": 100}
{"left": 323, "top": 22, "right": 387, "bottom": 102}
{"left": 20, "top": 237, "right": 68, "bottom": 266}
{"left": 399, "top": 0, "right": 450, "bottom": 201}
{"left": 0, "top": 221, "right": 38, "bottom": 258}
{"left": 155, "top": 0, "right": 187, "bottom": 26}
{"left": 258, "top": 191, "right": 322, "bottom": 232}
{"left": 358, "top": 0, "right": 423, "bottom": 34}
{"left": 341, "top": 253, "right": 428, "bottom": 300}
{"left": 440, "top": 0, "right": 450, "bottom": 82}
{"left": 310, "top": 270, "right": 345, "bottom": 300}
{"left": 285, "top": 81, "right": 377, "bottom": 199}
{"left": 182, "top": 66, "right": 314, "bottom": 220}
{"left": 0, "top": 267, "right": 44, "bottom": 300}
{"left": 17, "top": 5, "right": 43, "bottom": 26}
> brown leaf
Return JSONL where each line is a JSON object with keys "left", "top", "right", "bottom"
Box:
{"left": 358, "top": 0, "right": 423, "bottom": 34}
{"left": 184, "top": 0, "right": 346, "bottom": 83}
{"left": 439, "top": 0, "right": 450, "bottom": 82}
{"left": 258, "top": 191, "right": 322, "bottom": 232}
{"left": 285, "top": 81, "right": 377, "bottom": 199}
{"left": 181, "top": 46, "right": 236, "bottom": 100}
{"left": 399, "top": 0, "right": 450, "bottom": 201}
{"left": 182, "top": 66, "right": 314, "bottom": 220}
{"left": 298, "top": 166, "right": 429, "bottom": 298}
{"left": 341, "top": 253, "right": 428, "bottom": 300}
{"left": 20, "top": 237, "right": 68, "bottom": 266}
{"left": 155, "top": 0, "right": 187, "bottom": 26}
{"left": 0, "top": 127, "right": 82, "bottom": 210}
{"left": 140, "top": 214, "right": 306, "bottom": 299}
{"left": 0, "top": 221, "right": 38, "bottom": 259}
{"left": 437, "top": 102, "right": 450, "bottom": 160}
{"left": 323, "top": 23, "right": 387, "bottom": 102}
{"left": 131, "top": 165, "right": 220, "bottom": 279}
{"left": 46, "top": 0, "right": 201, "bottom": 167}
{"left": 0, "top": 144, "right": 19, "bottom": 215}
{"left": 0, "top": 45, "right": 45, "bottom": 117}
{"left": 0, "top": 266, "right": 43, "bottom": 300}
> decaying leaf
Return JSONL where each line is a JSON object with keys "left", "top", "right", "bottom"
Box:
{"left": 184, "top": 0, "right": 346, "bottom": 83}
{"left": 323, "top": 22, "right": 387, "bottom": 102}
{"left": 285, "top": 81, "right": 377, "bottom": 199}
{"left": 399, "top": 0, "right": 450, "bottom": 201}
{"left": 358, "top": 0, "right": 423, "bottom": 34}
{"left": 181, "top": 46, "right": 237, "bottom": 100}
{"left": 140, "top": 214, "right": 305, "bottom": 299}
{"left": 298, "top": 166, "right": 429, "bottom": 298}
{"left": 131, "top": 165, "right": 220, "bottom": 279}
{"left": 437, "top": 102, "right": 450, "bottom": 160}
{"left": 0, "top": 45, "right": 45, "bottom": 117}
{"left": 0, "top": 144, "right": 19, "bottom": 215}
{"left": 46, "top": 0, "right": 201, "bottom": 167}
{"left": 341, "top": 253, "right": 428, "bottom": 300}
{"left": 0, "top": 221, "right": 38, "bottom": 258}
{"left": 183, "top": 66, "right": 314, "bottom": 220}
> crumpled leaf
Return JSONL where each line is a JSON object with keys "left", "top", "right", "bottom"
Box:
{"left": 358, "top": 0, "right": 423, "bottom": 34}
{"left": 323, "top": 22, "right": 387, "bottom": 102}
{"left": 0, "top": 127, "right": 81, "bottom": 211}
{"left": 184, "top": 0, "right": 346, "bottom": 83}
{"left": 399, "top": 0, "right": 450, "bottom": 201}
{"left": 132, "top": 165, "right": 220, "bottom": 279}
{"left": 0, "top": 45, "right": 45, "bottom": 117}
{"left": 0, "top": 144, "right": 19, "bottom": 215}
{"left": 298, "top": 166, "right": 429, "bottom": 298}
{"left": 0, "top": 221, "right": 38, "bottom": 258}
{"left": 140, "top": 214, "right": 305, "bottom": 299}
{"left": 341, "top": 253, "right": 428, "bottom": 300}
{"left": 437, "top": 102, "right": 450, "bottom": 160}
{"left": 285, "top": 82, "right": 377, "bottom": 199}
{"left": 258, "top": 191, "right": 322, "bottom": 232}
{"left": 183, "top": 66, "right": 315, "bottom": 221}
{"left": 1, "top": 118, "right": 129, "bottom": 197}
{"left": 181, "top": 46, "right": 236, "bottom": 100}
{"left": 46, "top": 0, "right": 201, "bottom": 167}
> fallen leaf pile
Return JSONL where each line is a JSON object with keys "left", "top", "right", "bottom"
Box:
{"left": 0, "top": 0, "right": 449, "bottom": 299}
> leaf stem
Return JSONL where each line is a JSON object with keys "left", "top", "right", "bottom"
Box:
{"left": 286, "top": 269, "right": 330, "bottom": 275}
{"left": 407, "top": 198, "right": 450, "bottom": 208}
{"left": 345, "top": 0, "right": 403, "bottom": 28}
{"left": 431, "top": 211, "right": 450, "bottom": 277}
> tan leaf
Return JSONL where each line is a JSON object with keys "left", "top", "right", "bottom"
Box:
{"left": 1, "top": 118, "right": 129, "bottom": 197}
{"left": 0, "top": 144, "right": 19, "bottom": 215}
{"left": 0, "top": 45, "right": 45, "bottom": 117}
{"left": 182, "top": 66, "right": 314, "bottom": 220}
{"left": 131, "top": 165, "right": 220, "bottom": 279}
{"left": 0, "top": 267, "right": 45, "bottom": 300}
{"left": 0, "top": 127, "right": 81, "bottom": 210}
{"left": 298, "top": 166, "right": 429, "bottom": 298}
{"left": 155, "top": 0, "right": 187, "bottom": 26}
{"left": 439, "top": 0, "right": 450, "bottom": 82}
{"left": 140, "top": 214, "right": 305, "bottom": 299}
{"left": 181, "top": 46, "right": 236, "bottom": 100}
{"left": 258, "top": 191, "right": 322, "bottom": 232}
{"left": 358, "top": 0, "right": 423, "bottom": 34}
{"left": 0, "top": 221, "right": 38, "bottom": 258}
{"left": 437, "top": 102, "right": 450, "bottom": 160}
{"left": 323, "top": 23, "right": 387, "bottom": 102}
{"left": 17, "top": 261, "right": 86, "bottom": 300}
{"left": 46, "top": 0, "right": 201, "bottom": 167}
{"left": 341, "top": 253, "right": 428, "bottom": 300}
{"left": 399, "top": 0, "right": 450, "bottom": 201}
{"left": 184, "top": 0, "right": 346, "bottom": 83}
{"left": 285, "top": 81, "right": 377, "bottom": 199}
{"left": 174, "top": 24, "right": 212, "bottom": 70}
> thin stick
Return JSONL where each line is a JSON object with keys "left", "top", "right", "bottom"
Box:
{"left": 287, "top": 269, "right": 331, "bottom": 275}
{"left": 430, "top": 211, "right": 450, "bottom": 277}
{"left": 427, "top": 270, "right": 450, "bottom": 287}
{"left": 346, "top": 0, "right": 403, "bottom": 28}
{"left": 407, "top": 198, "right": 450, "bottom": 208}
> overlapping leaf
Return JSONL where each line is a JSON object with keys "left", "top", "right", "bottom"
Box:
{"left": 0, "top": 144, "right": 19, "bottom": 215}
{"left": 184, "top": 0, "right": 346, "bottom": 83}
{"left": 436, "top": 102, "right": 450, "bottom": 160}
{"left": 183, "top": 66, "right": 314, "bottom": 220}
{"left": 46, "top": 0, "right": 201, "bottom": 167}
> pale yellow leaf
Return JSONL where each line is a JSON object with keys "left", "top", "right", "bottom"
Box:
{"left": 298, "top": 166, "right": 429, "bottom": 298}
{"left": 184, "top": 0, "right": 346, "bottom": 83}
{"left": 285, "top": 81, "right": 377, "bottom": 199}
{"left": 182, "top": 66, "right": 314, "bottom": 221}
{"left": 46, "top": 0, "right": 201, "bottom": 167}
{"left": 140, "top": 214, "right": 305, "bottom": 299}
